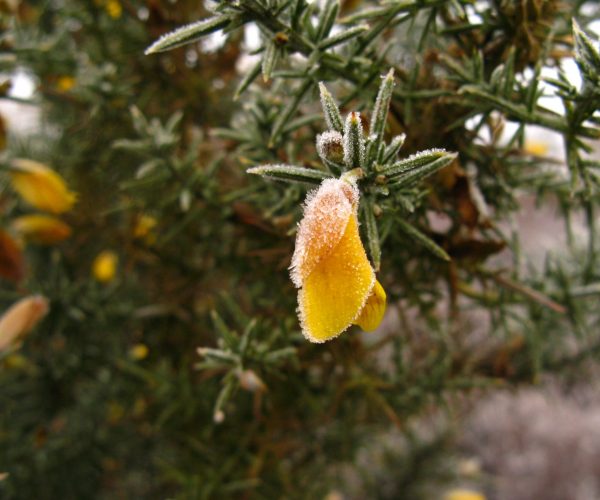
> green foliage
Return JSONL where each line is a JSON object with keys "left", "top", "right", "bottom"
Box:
{"left": 1, "top": 0, "right": 600, "bottom": 499}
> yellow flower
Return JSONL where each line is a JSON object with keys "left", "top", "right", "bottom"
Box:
{"left": 444, "top": 489, "right": 487, "bottom": 500}
{"left": 0, "top": 295, "right": 49, "bottom": 353}
{"left": 106, "top": 0, "right": 122, "bottom": 18}
{"left": 524, "top": 140, "right": 549, "bottom": 156}
{"left": 290, "top": 177, "right": 386, "bottom": 343}
{"left": 133, "top": 214, "right": 157, "bottom": 243}
{"left": 129, "top": 343, "right": 149, "bottom": 360}
{"left": 12, "top": 214, "right": 71, "bottom": 245}
{"left": 56, "top": 76, "right": 76, "bottom": 92}
{"left": 9, "top": 159, "right": 77, "bottom": 214}
{"left": 92, "top": 250, "right": 118, "bottom": 283}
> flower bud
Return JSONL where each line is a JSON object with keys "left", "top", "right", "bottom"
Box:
{"left": 92, "top": 250, "right": 118, "bottom": 283}
{"left": 316, "top": 130, "right": 344, "bottom": 165}
{"left": 0, "top": 295, "right": 49, "bottom": 353}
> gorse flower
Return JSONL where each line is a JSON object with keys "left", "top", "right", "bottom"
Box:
{"left": 12, "top": 214, "right": 72, "bottom": 244}
{"left": 249, "top": 70, "right": 456, "bottom": 343}
{"left": 0, "top": 295, "right": 49, "bottom": 353}
{"left": 92, "top": 250, "right": 118, "bottom": 283}
{"left": 290, "top": 175, "right": 386, "bottom": 342}
{"left": 9, "top": 159, "right": 77, "bottom": 214}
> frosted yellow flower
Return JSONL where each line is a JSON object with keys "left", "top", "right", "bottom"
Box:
{"left": 444, "top": 489, "right": 487, "bottom": 500}
{"left": 12, "top": 214, "right": 71, "bottom": 244}
{"left": 0, "top": 295, "right": 49, "bottom": 353}
{"left": 290, "top": 177, "right": 386, "bottom": 343}
{"left": 92, "top": 250, "right": 118, "bottom": 283}
{"left": 10, "top": 159, "right": 77, "bottom": 214}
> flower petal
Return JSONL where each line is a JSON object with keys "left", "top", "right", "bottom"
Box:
{"left": 298, "top": 213, "right": 375, "bottom": 343}
{"left": 12, "top": 214, "right": 72, "bottom": 245}
{"left": 10, "top": 159, "right": 77, "bottom": 214}
{"left": 0, "top": 295, "right": 49, "bottom": 353}
{"left": 353, "top": 280, "right": 386, "bottom": 331}
{"left": 290, "top": 178, "right": 358, "bottom": 287}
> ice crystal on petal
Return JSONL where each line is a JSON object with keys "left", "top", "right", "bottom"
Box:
{"left": 290, "top": 178, "right": 359, "bottom": 288}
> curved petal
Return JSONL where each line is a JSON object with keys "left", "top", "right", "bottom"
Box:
{"left": 290, "top": 178, "right": 358, "bottom": 287}
{"left": 353, "top": 280, "right": 386, "bottom": 331}
{"left": 10, "top": 159, "right": 76, "bottom": 214}
{"left": 13, "top": 214, "right": 72, "bottom": 244}
{"left": 298, "top": 214, "right": 375, "bottom": 343}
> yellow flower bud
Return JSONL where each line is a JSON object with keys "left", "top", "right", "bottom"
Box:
{"left": 12, "top": 214, "right": 71, "bottom": 245}
{"left": 92, "top": 250, "right": 118, "bottom": 283}
{"left": 129, "top": 343, "right": 149, "bottom": 360}
{"left": 0, "top": 295, "right": 49, "bottom": 353}
{"left": 105, "top": 0, "right": 122, "bottom": 18}
{"left": 56, "top": 76, "right": 76, "bottom": 92}
{"left": 524, "top": 140, "right": 549, "bottom": 157}
{"left": 290, "top": 178, "right": 386, "bottom": 342}
{"left": 133, "top": 214, "right": 157, "bottom": 243}
{"left": 9, "top": 159, "right": 77, "bottom": 214}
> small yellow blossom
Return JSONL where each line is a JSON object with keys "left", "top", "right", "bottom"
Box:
{"left": 56, "top": 76, "right": 76, "bottom": 92}
{"left": 444, "top": 488, "right": 487, "bottom": 500}
{"left": 105, "top": 0, "right": 122, "bottom": 18}
{"left": 12, "top": 214, "right": 71, "bottom": 244}
{"left": 133, "top": 214, "right": 157, "bottom": 243}
{"left": 129, "top": 343, "right": 149, "bottom": 360}
{"left": 290, "top": 177, "right": 386, "bottom": 342}
{"left": 92, "top": 250, "right": 118, "bottom": 283}
{"left": 524, "top": 140, "right": 549, "bottom": 157}
{"left": 0, "top": 295, "right": 49, "bottom": 353}
{"left": 9, "top": 159, "right": 77, "bottom": 214}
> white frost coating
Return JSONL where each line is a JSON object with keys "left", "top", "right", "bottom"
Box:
{"left": 289, "top": 178, "right": 359, "bottom": 288}
{"left": 316, "top": 130, "right": 344, "bottom": 163}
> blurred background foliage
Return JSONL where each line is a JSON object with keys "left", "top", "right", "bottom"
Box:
{"left": 0, "top": 0, "right": 599, "bottom": 498}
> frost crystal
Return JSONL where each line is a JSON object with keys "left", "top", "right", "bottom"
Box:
{"left": 290, "top": 178, "right": 359, "bottom": 287}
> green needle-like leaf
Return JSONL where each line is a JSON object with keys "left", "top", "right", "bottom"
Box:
{"left": 318, "top": 82, "right": 344, "bottom": 132}
{"left": 383, "top": 150, "right": 456, "bottom": 185}
{"left": 371, "top": 69, "right": 395, "bottom": 146}
{"left": 145, "top": 15, "right": 231, "bottom": 54}
{"left": 396, "top": 219, "right": 451, "bottom": 261}
{"left": 247, "top": 164, "right": 333, "bottom": 184}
